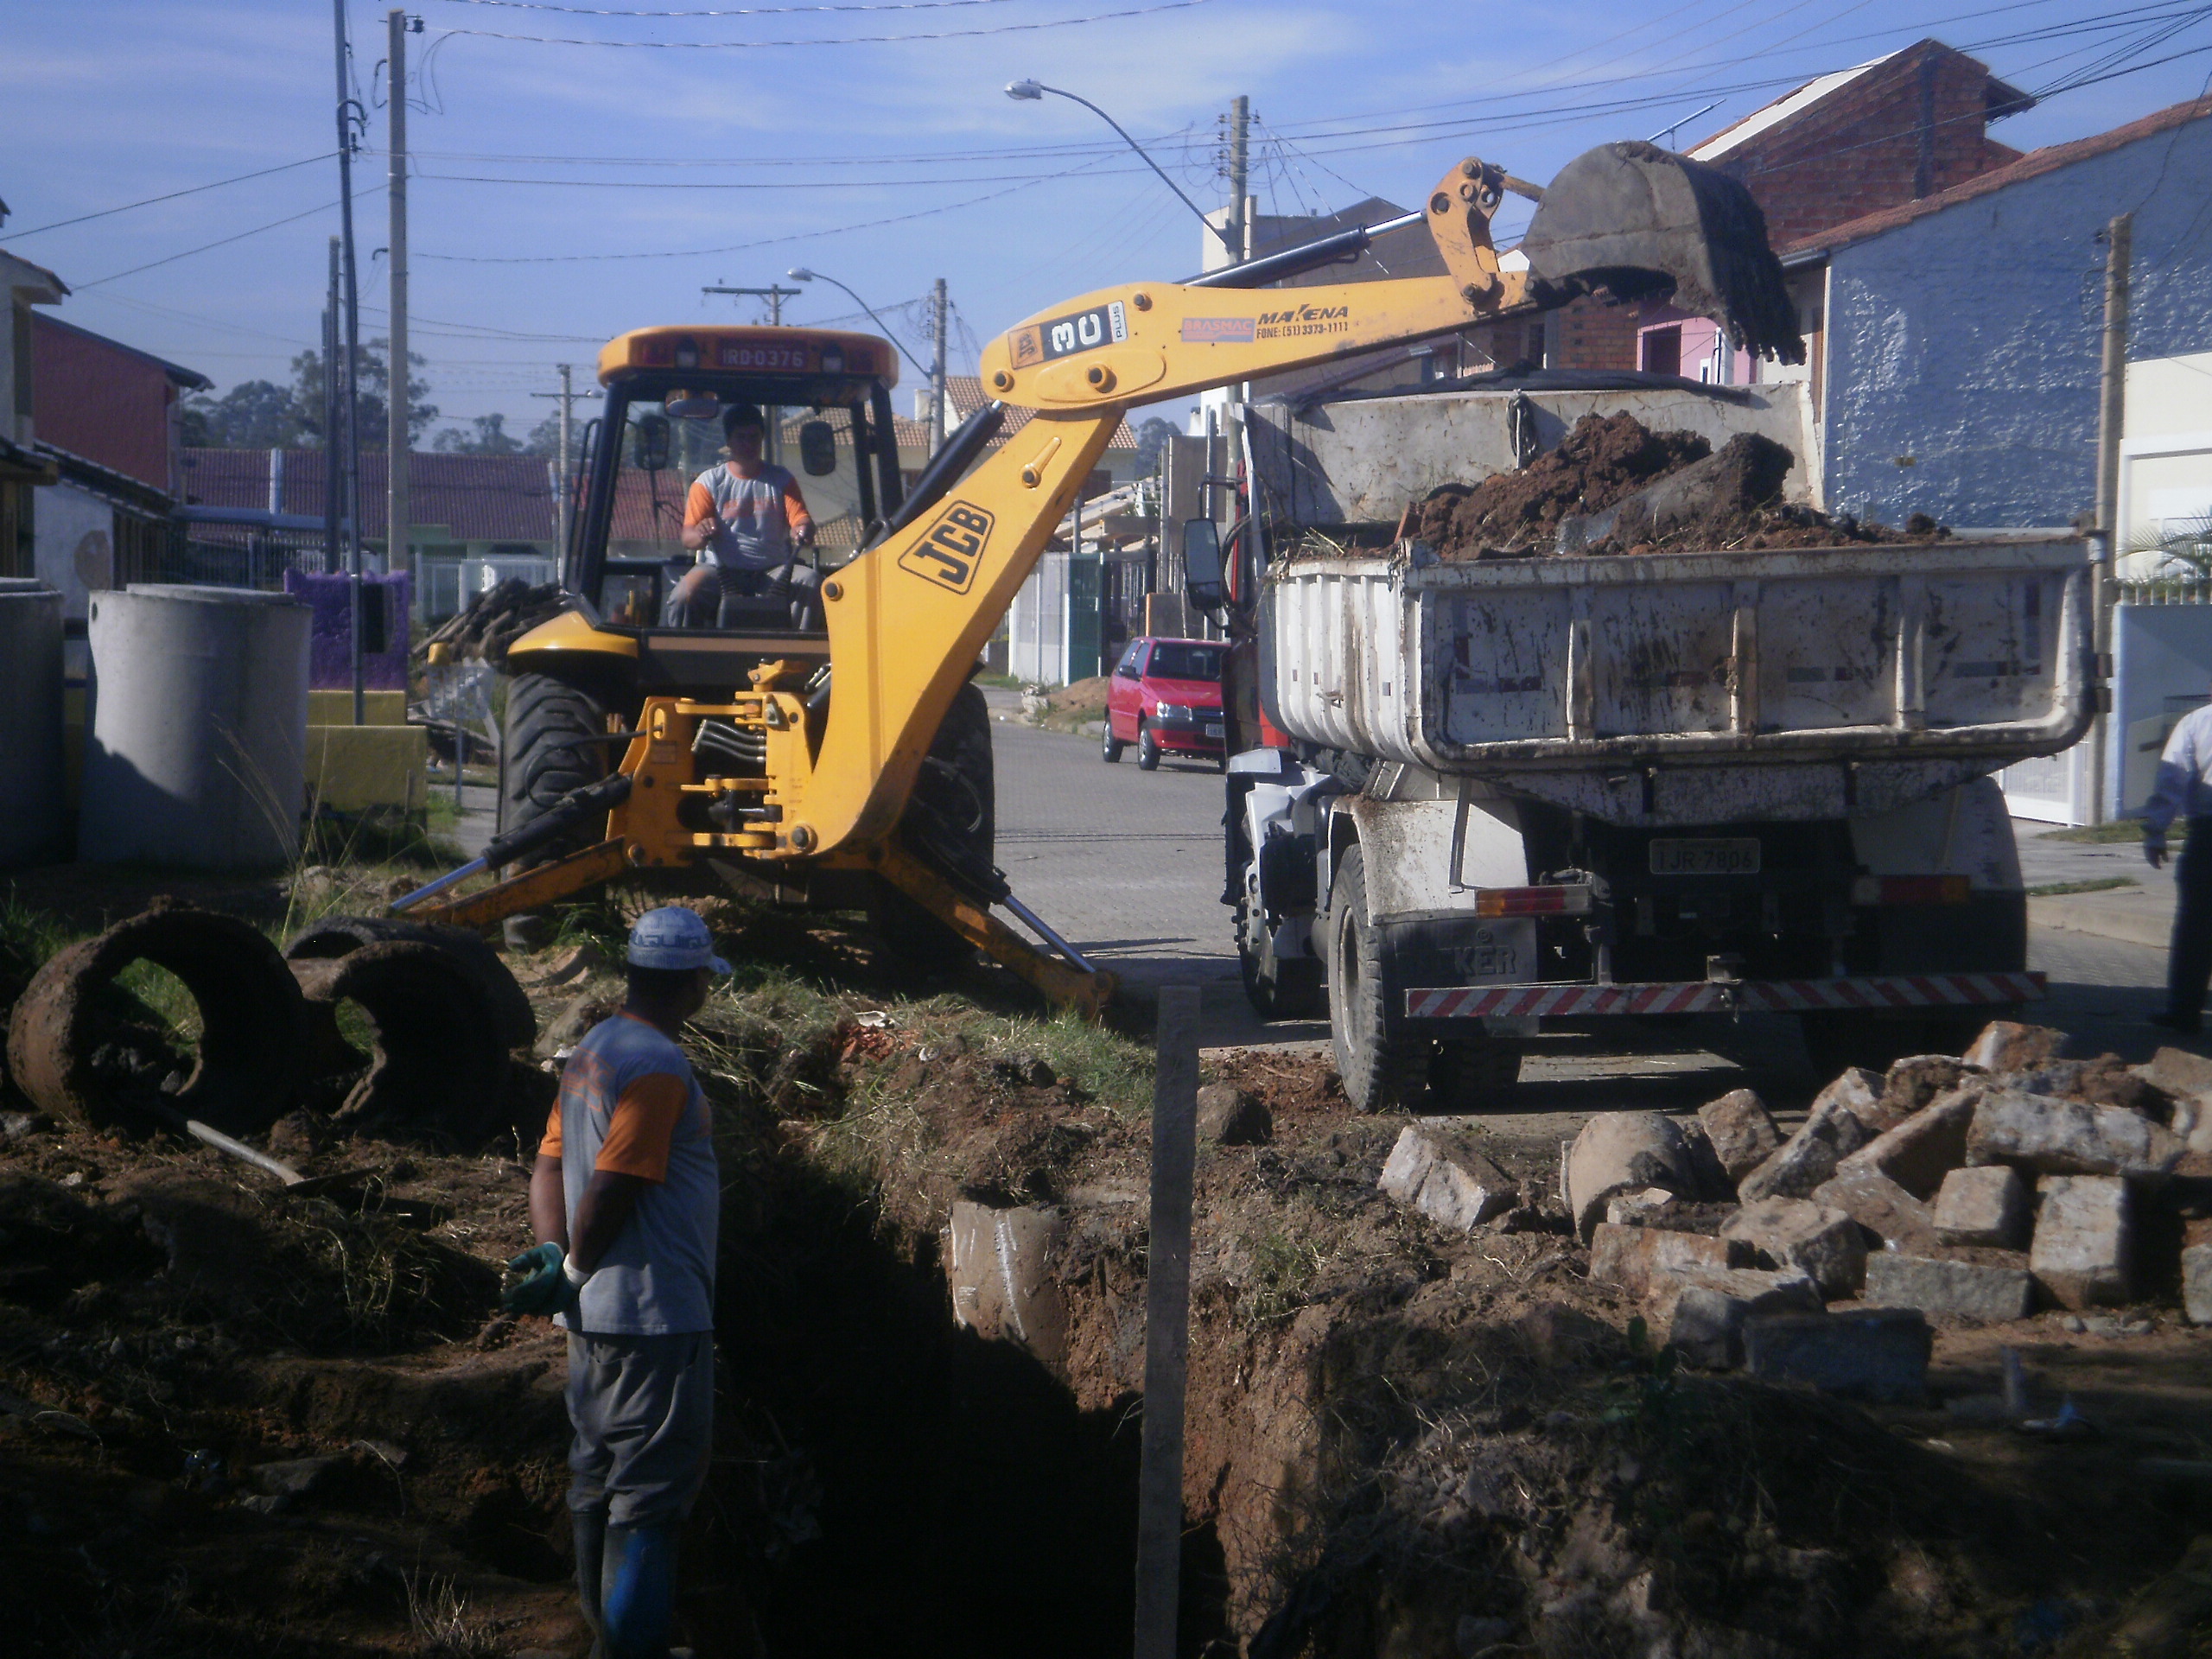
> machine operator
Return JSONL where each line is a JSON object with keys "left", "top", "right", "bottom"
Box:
{"left": 670, "top": 403, "right": 816, "bottom": 626}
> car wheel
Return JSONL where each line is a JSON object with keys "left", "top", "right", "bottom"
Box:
{"left": 1325, "top": 844, "right": 1428, "bottom": 1112}
{"left": 1136, "top": 722, "right": 1160, "bottom": 771}
{"left": 1101, "top": 717, "right": 1124, "bottom": 763}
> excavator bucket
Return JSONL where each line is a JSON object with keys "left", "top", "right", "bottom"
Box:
{"left": 1521, "top": 141, "right": 1804, "bottom": 364}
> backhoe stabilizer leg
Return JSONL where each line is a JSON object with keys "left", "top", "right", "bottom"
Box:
{"left": 875, "top": 842, "right": 1116, "bottom": 1017}
{"left": 396, "top": 836, "right": 632, "bottom": 931}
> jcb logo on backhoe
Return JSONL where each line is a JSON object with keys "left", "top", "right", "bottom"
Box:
{"left": 899, "top": 501, "right": 995, "bottom": 594}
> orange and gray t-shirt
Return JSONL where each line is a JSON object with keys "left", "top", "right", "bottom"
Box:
{"left": 541, "top": 1011, "right": 717, "bottom": 1335}
{"left": 683, "top": 462, "right": 812, "bottom": 572}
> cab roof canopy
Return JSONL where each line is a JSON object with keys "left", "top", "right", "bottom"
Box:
{"left": 597, "top": 325, "right": 899, "bottom": 408}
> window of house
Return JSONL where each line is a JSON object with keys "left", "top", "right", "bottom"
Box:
{"left": 1642, "top": 326, "right": 1682, "bottom": 378}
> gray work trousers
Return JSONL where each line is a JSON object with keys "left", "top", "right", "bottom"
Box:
{"left": 565, "top": 1330, "right": 715, "bottom": 1527}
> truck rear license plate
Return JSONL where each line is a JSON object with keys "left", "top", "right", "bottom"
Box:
{"left": 1204, "top": 722, "right": 1224, "bottom": 739}
{"left": 1649, "top": 837, "right": 1761, "bottom": 876}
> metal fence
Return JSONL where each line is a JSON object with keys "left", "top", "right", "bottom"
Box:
{"left": 149, "top": 527, "right": 337, "bottom": 591}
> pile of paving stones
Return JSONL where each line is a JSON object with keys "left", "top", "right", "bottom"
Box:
{"left": 1378, "top": 1021, "right": 2212, "bottom": 1402}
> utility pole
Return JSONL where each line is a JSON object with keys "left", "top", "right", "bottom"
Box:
{"left": 1227, "top": 94, "right": 1251, "bottom": 266}
{"left": 333, "top": 0, "right": 366, "bottom": 725}
{"left": 2088, "top": 213, "right": 2133, "bottom": 824}
{"left": 386, "top": 9, "right": 410, "bottom": 623}
{"left": 929, "top": 276, "right": 948, "bottom": 457}
{"left": 529, "top": 364, "right": 578, "bottom": 562}
{"left": 322, "top": 238, "right": 340, "bottom": 577}
{"left": 701, "top": 283, "right": 799, "bottom": 324}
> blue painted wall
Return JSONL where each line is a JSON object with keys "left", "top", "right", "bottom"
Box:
{"left": 1823, "top": 115, "right": 2212, "bottom": 528}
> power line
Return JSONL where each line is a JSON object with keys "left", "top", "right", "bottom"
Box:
{"left": 432, "top": 0, "right": 1212, "bottom": 46}
{"left": 415, "top": 168, "right": 1127, "bottom": 187}
{"left": 435, "top": 0, "right": 1020, "bottom": 11}
{"left": 75, "top": 194, "right": 376, "bottom": 289}
{"left": 5, "top": 154, "right": 340, "bottom": 240}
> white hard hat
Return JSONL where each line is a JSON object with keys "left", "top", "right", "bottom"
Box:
{"left": 626, "top": 906, "right": 732, "bottom": 975}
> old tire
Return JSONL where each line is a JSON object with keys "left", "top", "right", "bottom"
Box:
{"left": 1236, "top": 899, "right": 1322, "bottom": 1020}
{"left": 499, "top": 671, "right": 610, "bottom": 868}
{"left": 1136, "top": 722, "right": 1160, "bottom": 771}
{"left": 1101, "top": 720, "right": 1124, "bottom": 763}
{"left": 870, "top": 683, "right": 995, "bottom": 974}
{"left": 1325, "top": 845, "right": 1427, "bottom": 1113}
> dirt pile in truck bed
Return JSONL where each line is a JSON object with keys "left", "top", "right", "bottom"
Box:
{"left": 1405, "top": 411, "right": 1950, "bottom": 559}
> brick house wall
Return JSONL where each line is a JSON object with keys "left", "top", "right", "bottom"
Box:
{"left": 32, "top": 314, "right": 204, "bottom": 495}
{"left": 1694, "top": 39, "right": 2028, "bottom": 248}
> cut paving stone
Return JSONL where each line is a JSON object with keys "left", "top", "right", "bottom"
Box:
{"left": 1378, "top": 1127, "right": 1520, "bottom": 1233}
{"left": 1563, "top": 1112, "right": 1695, "bottom": 1240}
{"left": 1649, "top": 1267, "right": 1822, "bottom": 1370}
{"left": 2184, "top": 1243, "right": 2212, "bottom": 1325}
{"left": 1195, "top": 1083, "right": 1272, "bottom": 1147}
{"left": 1966, "top": 1089, "right": 2183, "bottom": 1179}
{"left": 1835, "top": 1085, "right": 1980, "bottom": 1199}
{"left": 1933, "top": 1166, "right": 2029, "bottom": 1249}
{"left": 2167, "top": 1096, "right": 2212, "bottom": 1158}
{"left": 1963, "top": 1020, "right": 2069, "bottom": 1073}
{"left": 1878, "top": 1056, "right": 1983, "bottom": 1131}
{"left": 1738, "top": 1095, "right": 1873, "bottom": 1202}
{"left": 2030, "top": 1174, "right": 2133, "bottom": 1310}
{"left": 1721, "top": 1197, "right": 1867, "bottom": 1298}
{"left": 1811, "top": 1067, "right": 1887, "bottom": 1135}
{"left": 250, "top": 1456, "right": 342, "bottom": 1499}
{"left": 2130, "top": 1046, "right": 2212, "bottom": 1102}
{"left": 1811, "top": 1166, "right": 1943, "bottom": 1255}
{"left": 1605, "top": 1186, "right": 1680, "bottom": 1228}
{"left": 1699, "top": 1089, "right": 1782, "bottom": 1186}
{"left": 1742, "top": 1307, "right": 1932, "bottom": 1402}
{"left": 1864, "top": 1252, "right": 2033, "bottom": 1323}
{"left": 1586, "top": 1222, "right": 1750, "bottom": 1298}
{"left": 1676, "top": 1116, "right": 1732, "bottom": 1199}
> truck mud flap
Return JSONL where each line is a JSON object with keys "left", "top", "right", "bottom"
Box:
{"left": 1406, "top": 970, "right": 2045, "bottom": 1021}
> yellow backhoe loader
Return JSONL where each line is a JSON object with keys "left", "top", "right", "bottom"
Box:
{"left": 393, "top": 142, "right": 1802, "bottom": 1013}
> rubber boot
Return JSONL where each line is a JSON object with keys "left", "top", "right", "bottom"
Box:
{"left": 573, "top": 1509, "right": 608, "bottom": 1659}
{"left": 600, "top": 1522, "right": 677, "bottom": 1659}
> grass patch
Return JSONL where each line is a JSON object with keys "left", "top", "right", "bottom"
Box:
{"left": 2028, "top": 876, "right": 2141, "bottom": 897}
{"left": 2038, "top": 819, "right": 2173, "bottom": 843}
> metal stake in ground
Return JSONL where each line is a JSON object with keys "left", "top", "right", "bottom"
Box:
{"left": 1135, "top": 985, "right": 1200, "bottom": 1659}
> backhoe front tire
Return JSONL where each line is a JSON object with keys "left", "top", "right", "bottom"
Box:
{"left": 1325, "top": 844, "right": 1427, "bottom": 1113}
{"left": 498, "top": 672, "right": 611, "bottom": 868}
{"left": 869, "top": 682, "right": 996, "bottom": 975}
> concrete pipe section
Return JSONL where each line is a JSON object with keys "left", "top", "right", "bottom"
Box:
{"left": 289, "top": 939, "right": 524, "bottom": 1145}
{"left": 5, "top": 903, "right": 310, "bottom": 1135}
{"left": 285, "top": 916, "right": 537, "bottom": 1052}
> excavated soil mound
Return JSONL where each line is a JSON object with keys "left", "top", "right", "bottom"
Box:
{"left": 1406, "top": 412, "right": 1949, "bottom": 560}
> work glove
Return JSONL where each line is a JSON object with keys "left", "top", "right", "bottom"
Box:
{"left": 2146, "top": 837, "right": 2168, "bottom": 870}
{"left": 501, "top": 1242, "right": 569, "bottom": 1316}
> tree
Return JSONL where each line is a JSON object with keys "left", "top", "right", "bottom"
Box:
{"left": 432, "top": 412, "right": 524, "bottom": 455}
{"left": 1134, "top": 416, "right": 1179, "bottom": 478}
{"left": 291, "top": 337, "right": 438, "bottom": 450}
{"left": 179, "top": 378, "right": 309, "bottom": 448}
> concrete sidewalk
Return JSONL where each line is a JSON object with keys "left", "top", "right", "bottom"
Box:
{"left": 2015, "top": 818, "right": 2174, "bottom": 951}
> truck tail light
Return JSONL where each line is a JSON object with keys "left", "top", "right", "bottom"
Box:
{"left": 1850, "top": 874, "right": 1972, "bottom": 906}
{"left": 1473, "top": 885, "right": 1594, "bottom": 918}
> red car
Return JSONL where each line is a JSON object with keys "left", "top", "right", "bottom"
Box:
{"left": 1102, "top": 635, "right": 1227, "bottom": 770}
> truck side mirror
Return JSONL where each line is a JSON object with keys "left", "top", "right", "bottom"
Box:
{"left": 1183, "top": 518, "right": 1224, "bottom": 611}
{"left": 631, "top": 414, "right": 671, "bottom": 473}
{"left": 798, "top": 419, "right": 838, "bottom": 477}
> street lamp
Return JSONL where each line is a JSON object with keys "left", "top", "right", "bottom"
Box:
{"left": 1004, "top": 79, "right": 1237, "bottom": 257}
{"left": 785, "top": 268, "right": 930, "bottom": 378}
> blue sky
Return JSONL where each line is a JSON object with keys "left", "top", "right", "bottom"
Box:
{"left": 4, "top": 0, "right": 2209, "bottom": 441}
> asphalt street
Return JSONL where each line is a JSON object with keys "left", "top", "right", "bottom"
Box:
{"left": 984, "top": 696, "right": 2184, "bottom": 1112}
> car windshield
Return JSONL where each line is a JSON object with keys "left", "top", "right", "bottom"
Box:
{"left": 1148, "top": 644, "right": 1223, "bottom": 682}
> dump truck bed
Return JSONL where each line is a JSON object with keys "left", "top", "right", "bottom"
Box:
{"left": 1261, "top": 536, "right": 2094, "bottom": 825}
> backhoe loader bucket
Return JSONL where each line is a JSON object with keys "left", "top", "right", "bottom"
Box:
{"left": 1522, "top": 141, "right": 1803, "bottom": 364}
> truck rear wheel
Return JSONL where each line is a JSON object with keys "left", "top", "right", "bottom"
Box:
{"left": 870, "top": 682, "right": 996, "bottom": 974}
{"left": 498, "top": 671, "right": 611, "bottom": 868}
{"left": 1236, "top": 898, "right": 1322, "bottom": 1020}
{"left": 1325, "top": 844, "right": 1427, "bottom": 1112}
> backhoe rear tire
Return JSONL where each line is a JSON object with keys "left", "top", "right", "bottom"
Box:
{"left": 498, "top": 672, "right": 612, "bottom": 869}
{"left": 1325, "top": 844, "right": 1428, "bottom": 1113}
{"left": 870, "top": 682, "right": 996, "bottom": 975}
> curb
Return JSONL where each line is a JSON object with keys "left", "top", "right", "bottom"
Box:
{"left": 2027, "top": 893, "right": 2171, "bottom": 950}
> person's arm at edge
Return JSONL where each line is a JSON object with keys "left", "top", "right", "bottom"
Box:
{"left": 529, "top": 1099, "right": 568, "bottom": 1249}
{"left": 681, "top": 477, "right": 721, "bottom": 553}
{"left": 2145, "top": 714, "right": 2201, "bottom": 866}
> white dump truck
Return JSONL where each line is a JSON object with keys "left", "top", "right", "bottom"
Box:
{"left": 1215, "top": 388, "right": 2094, "bottom": 1110}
